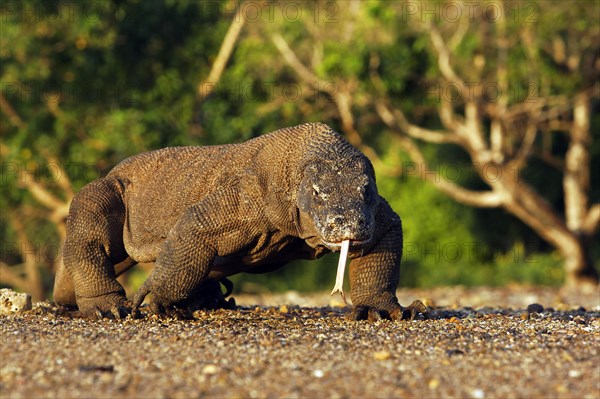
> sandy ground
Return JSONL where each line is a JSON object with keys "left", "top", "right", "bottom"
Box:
{"left": 1, "top": 285, "right": 599, "bottom": 399}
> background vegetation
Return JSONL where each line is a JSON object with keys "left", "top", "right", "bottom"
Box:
{"left": 1, "top": 0, "right": 598, "bottom": 299}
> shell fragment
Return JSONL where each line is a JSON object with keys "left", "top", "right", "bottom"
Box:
{"left": 330, "top": 239, "right": 350, "bottom": 304}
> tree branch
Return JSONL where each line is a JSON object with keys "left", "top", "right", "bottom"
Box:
{"left": 43, "top": 153, "right": 74, "bottom": 199}
{"left": 197, "top": 3, "right": 246, "bottom": 101}
{"left": 368, "top": 54, "right": 461, "bottom": 145}
{"left": 427, "top": 23, "right": 464, "bottom": 86}
{"left": 21, "top": 178, "right": 69, "bottom": 215}
{"left": 374, "top": 101, "right": 461, "bottom": 144}
{"left": 563, "top": 92, "right": 591, "bottom": 232}
{"left": 271, "top": 33, "right": 383, "bottom": 165}
{"left": 491, "top": 6, "right": 508, "bottom": 163}
{"left": 582, "top": 204, "right": 600, "bottom": 234}
{"left": 461, "top": 102, "right": 490, "bottom": 162}
{"left": 513, "top": 112, "right": 540, "bottom": 166}
{"left": 0, "top": 92, "right": 26, "bottom": 129}
{"left": 271, "top": 33, "right": 326, "bottom": 87}
{"left": 376, "top": 107, "right": 503, "bottom": 208}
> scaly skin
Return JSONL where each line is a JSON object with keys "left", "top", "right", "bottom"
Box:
{"left": 54, "top": 123, "right": 409, "bottom": 319}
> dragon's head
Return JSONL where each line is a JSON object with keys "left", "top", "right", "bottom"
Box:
{"left": 297, "top": 156, "right": 379, "bottom": 251}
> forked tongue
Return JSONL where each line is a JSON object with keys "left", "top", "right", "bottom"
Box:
{"left": 330, "top": 239, "right": 350, "bottom": 304}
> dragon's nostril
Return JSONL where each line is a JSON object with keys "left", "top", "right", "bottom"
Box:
{"left": 327, "top": 215, "right": 344, "bottom": 227}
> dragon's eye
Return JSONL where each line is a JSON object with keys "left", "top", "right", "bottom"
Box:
{"left": 312, "top": 184, "right": 320, "bottom": 197}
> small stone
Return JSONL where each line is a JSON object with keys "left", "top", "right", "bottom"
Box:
{"left": 527, "top": 303, "right": 544, "bottom": 313}
{"left": 202, "top": 365, "right": 219, "bottom": 375}
{"left": 520, "top": 312, "right": 529, "bottom": 321}
{"left": 279, "top": 305, "right": 288, "bottom": 313}
{"left": 313, "top": 369, "right": 324, "bottom": 378}
{"left": 428, "top": 378, "right": 440, "bottom": 389}
{"left": 373, "top": 351, "right": 391, "bottom": 360}
{"left": 0, "top": 289, "right": 32, "bottom": 315}
{"left": 471, "top": 388, "right": 485, "bottom": 398}
{"left": 556, "top": 384, "right": 568, "bottom": 393}
{"left": 562, "top": 352, "right": 574, "bottom": 362}
{"left": 568, "top": 369, "right": 582, "bottom": 378}
{"left": 446, "top": 349, "right": 465, "bottom": 357}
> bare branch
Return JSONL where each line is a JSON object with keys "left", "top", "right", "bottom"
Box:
{"left": 490, "top": 119, "right": 505, "bottom": 163}
{"left": 369, "top": 53, "right": 461, "bottom": 145}
{"left": 402, "top": 135, "right": 503, "bottom": 207}
{"left": 538, "top": 120, "right": 573, "bottom": 132}
{"left": 448, "top": 15, "right": 469, "bottom": 51}
{"left": 513, "top": 113, "right": 540, "bottom": 166}
{"left": 43, "top": 153, "right": 74, "bottom": 199}
{"left": 582, "top": 204, "right": 600, "bottom": 234}
{"left": 22, "top": 178, "right": 68, "bottom": 215}
{"left": 535, "top": 149, "right": 564, "bottom": 170}
{"left": 491, "top": 7, "right": 508, "bottom": 163}
{"left": 271, "top": 33, "right": 383, "bottom": 165}
{"left": 335, "top": 90, "right": 365, "bottom": 148}
{"left": 438, "top": 100, "right": 463, "bottom": 132}
{"left": 503, "top": 195, "right": 575, "bottom": 251}
{"left": 198, "top": 4, "right": 246, "bottom": 101}
{"left": 377, "top": 108, "right": 503, "bottom": 208}
{"left": 564, "top": 92, "right": 592, "bottom": 232}
{"left": 374, "top": 101, "right": 461, "bottom": 145}
{"left": 433, "top": 178, "right": 505, "bottom": 208}
{"left": 461, "top": 103, "right": 491, "bottom": 162}
{"left": 272, "top": 34, "right": 325, "bottom": 87}
{"left": 0, "top": 93, "right": 26, "bottom": 129}
{"left": 503, "top": 95, "right": 570, "bottom": 121}
{"left": 427, "top": 23, "right": 464, "bottom": 86}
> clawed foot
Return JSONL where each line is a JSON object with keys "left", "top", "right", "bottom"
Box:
{"left": 84, "top": 303, "right": 132, "bottom": 319}
{"left": 76, "top": 294, "right": 132, "bottom": 319}
{"left": 132, "top": 278, "right": 237, "bottom": 319}
{"left": 348, "top": 300, "right": 428, "bottom": 321}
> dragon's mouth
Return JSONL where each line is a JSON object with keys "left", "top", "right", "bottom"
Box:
{"left": 321, "top": 238, "right": 372, "bottom": 251}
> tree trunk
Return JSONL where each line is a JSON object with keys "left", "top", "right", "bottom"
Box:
{"left": 559, "top": 232, "right": 599, "bottom": 286}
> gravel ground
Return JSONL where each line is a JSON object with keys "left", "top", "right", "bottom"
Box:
{"left": 1, "top": 286, "right": 599, "bottom": 399}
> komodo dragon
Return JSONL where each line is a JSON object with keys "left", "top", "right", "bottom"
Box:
{"left": 54, "top": 123, "right": 419, "bottom": 320}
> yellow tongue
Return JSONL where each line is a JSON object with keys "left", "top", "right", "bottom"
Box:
{"left": 330, "top": 240, "right": 350, "bottom": 304}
